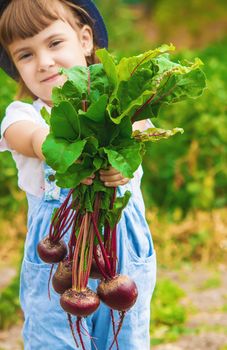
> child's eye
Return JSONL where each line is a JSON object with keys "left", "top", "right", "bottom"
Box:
{"left": 50, "top": 40, "right": 63, "bottom": 48}
{"left": 19, "top": 53, "right": 32, "bottom": 60}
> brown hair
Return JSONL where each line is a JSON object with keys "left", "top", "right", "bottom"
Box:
{"left": 0, "top": 0, "right": 100, "bottom": 99}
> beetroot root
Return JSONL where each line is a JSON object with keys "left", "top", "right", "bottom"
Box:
{"left": 90, "top": 245, "right": 106, "bottom": 279}
{"left": 97, "top": 275, "right": 138, "bottom": 311}
{"left": 60, "top": 288, "right": 100, "bottom": 317}
{"left": 37, "top": 236, "right": 67, "bottom": 263}
{"left": 52, "top": 259, "right": 72, "bottom": 294}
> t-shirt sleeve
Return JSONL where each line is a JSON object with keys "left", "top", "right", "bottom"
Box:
{"left": 145, "top": 119, "right": 155, "bottom": 128}
{"left": 0, "top": 101, "right": 40, "bottom": 152}
{"left": 133, "top": 118, "right": 155, "bottom": 132}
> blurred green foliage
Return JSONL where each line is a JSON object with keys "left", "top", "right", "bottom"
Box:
{"left": 152, "top": 0, "right": 227, "bottom": 44}
{"left": 95, "top": 0, "right": 150, "bottom": 55}
{"left": 0, "top": 273, "right": 20, "bottom": 329}
{"left": 150, "top": 278, "right": 188, "bottom": 344}
{"left": 0, "top": 71, "right": 22, "bottom": 217}
{"left": 142, "top": 39, "right": 227, "bottom": 215}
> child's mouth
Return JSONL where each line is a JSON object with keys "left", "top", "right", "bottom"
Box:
{"left": 41, "top": 74, "right": 60, "bottom": 83}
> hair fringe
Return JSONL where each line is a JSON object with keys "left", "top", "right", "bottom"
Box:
{"left": 0, "top": 0, "right": 100, "bottom": 99}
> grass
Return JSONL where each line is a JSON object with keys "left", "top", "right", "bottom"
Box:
{"left": 146, "top": 207, "right": 227, "bottom": 268}
{"left": 0, "top": 272, "right": 21, "bottom": 330}
{"left": 222, "top": 304, "right": 227, "bottom": 312}
{"left": 199, "top": 274, "right": 222, "bottom": 290}
{"left": 150, "top": 278, "right": 188, "bottom": 345}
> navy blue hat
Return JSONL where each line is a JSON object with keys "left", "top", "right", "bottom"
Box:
{"left": 0, "top": 0, "right": 108, "bottom": 80}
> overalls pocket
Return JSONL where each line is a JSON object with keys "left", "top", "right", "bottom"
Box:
{"left": 20, "top": 258, "right": 78, "bottom": 350}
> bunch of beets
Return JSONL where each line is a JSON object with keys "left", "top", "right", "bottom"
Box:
{"left": 38, "top": 186, "right": 136, "bottom": 350}
{"left": 37, "top": 45, "right": 206, "bottom": 349}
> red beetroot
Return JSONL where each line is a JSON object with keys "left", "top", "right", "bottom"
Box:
{"left": 52, "top": 259, "right": 72, "bottom": 294}
{"left": 97, "top": 274, "right": 138, "bottom": 311}
{"left": 59, "top": 211, "right": 101, "bottom": 350}
{"left": 90, "top": 245, "right": 106, "bottom": 279}
{"left": 37, "top": 236, "right": 67, "bottom": 263}
{"left": 60, "top": 288, "right": 100, "bottom": 317}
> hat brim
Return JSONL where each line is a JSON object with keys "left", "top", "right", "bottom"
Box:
{"left": 0, "top": 0, "right": 108, "bottom": 80}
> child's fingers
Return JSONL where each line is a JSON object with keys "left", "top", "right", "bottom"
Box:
{"left": 99, "top": 167, "right": 120, "bottom": 176}
{"left": 100, "top": 172, "right": 123, "bottom": 182}
{"left": 102, "top": 177, "right": 130, "bottom": 187}
{"left": 81, "top": 178, "right": 93, "bottom": 185}
{"left": 80, "top": 174, "right": 95, "bottom": 185}
{"left": 99, "top": 167, "right": 130, "bottom": 186}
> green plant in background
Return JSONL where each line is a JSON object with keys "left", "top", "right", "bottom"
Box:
{"left": 94, "top": 0, "right": 151, "bottom": 55}
{"left": 152, "top": 0, "right": 227, "bottom": 46}
{"left": 0, "top": 272, "right": 21, "bottom": 330}
{"left": 200, "top": 274, "right": 221, "bottom": 290}
{"left": 0, "top": 71, "right": 23, "bottom": 217}
{"left": 150, "top": 278, "right": 188, "bottom": 344}
{"left": 142, "top": 39, "right": 227, "bottom": 216}
{"left": 124, "top": 0, "right": 158, "bottom": 15}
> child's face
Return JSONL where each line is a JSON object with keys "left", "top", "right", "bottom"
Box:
{"left": 8, "top": 20, "right": 93, "bottom": 105}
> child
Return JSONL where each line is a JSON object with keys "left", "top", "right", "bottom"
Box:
{"left": 0, "top": 1, "right": 156, "bottom": 349}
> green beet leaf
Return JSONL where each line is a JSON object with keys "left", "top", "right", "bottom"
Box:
{"left": 51, "top": 101, "right": 80, "bottom": 140}
{"left": 83, "top": 136, "right": 99, "bottom": 156}
{"left": 42, "top": 134, "right": 87, "bottom": 173}
{"left": 40, "top": 107, "right": 51, "bottom": 126}
{"left": 60, "top": 66, "right": 88, "bottom": 99}
{"left": 106, "top": 191, "right": 131, "bottom": 229}
{"left": 43, "top": 45, "right": 206, "bottom": 204}
{"left": 133, "top": 127, "right": 184, "bottom": 142}
{"left": 89, "top": 64, "right": 112, "bottom": 102}
{"left": 103, "top": 140, "right": 143, "bottom": 178}
{"left": 55, "top": 158, "right": 95, "bottom": 188}
{"left": 116, "top": 44, "right": 175, "bottom": 82}
{"left": 96, "top": 49, "right": 118, "bottom": 90}
{"left": 79, "top": 94, "right": 108, "bottom": 123}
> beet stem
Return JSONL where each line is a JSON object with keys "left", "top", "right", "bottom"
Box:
{"left": 76, "top": 317, "right": 86, "bottom": 350}
{"left": 110, "top": 309, "right": 119, "bottom": 350}
{"left": 132, "top": 93, "right": 155, "bottom": 123}
{"left": 130, "top": 51, "right": 155, "bottom": 77}
{"left": 68, "top": 213, "right": 80, "bottom": 260}
{"left": 67, "top": 313, "right": 79, "bottom": 348}
{"left": 109, "top": 311, "right": 126, "bottom": 350}
{"left": 72, "top": 216, "right": 85, "bottom": 289}
{"left": 111, "top": 225, "right": 117, "bottom": 276}
{"left": 84, "top": 218, "right": 95, "bottom": 286}
{"left": 91, "top": 213, "right": 113, "bottom": 278}
{"left": 93, "top": 245, "right": 108, "bottom": 280}
{"left": 47, "top": 264, "right": 54, "bottom": 300}
{"left": 80, "top": 321, "right": 98, "bottom": 350}
{"left": 49, "top": 189, "right": 75, "bottom": 241}
{"left": 59, "top": 210, "right": 77, "bottom": 241}
{"left": 78, "top": 213, "right": 89, "bottom": 290}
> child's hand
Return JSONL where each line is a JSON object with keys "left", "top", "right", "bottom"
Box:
{"left": 80, "top": 174, "right": 95, "bottom": 186}
{"left": 99, "top": 167, "right": 129, "bottom": 187}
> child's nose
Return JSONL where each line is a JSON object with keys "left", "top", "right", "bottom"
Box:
{"left": 37, "top": 52, "right": 55, "bottom": 71}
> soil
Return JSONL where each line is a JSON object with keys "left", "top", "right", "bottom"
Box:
{"left": 0, "top": 264, "right": 227, "bottom": 350}
{"left": 153, "top": 264, "right": 227, "bottom": 350}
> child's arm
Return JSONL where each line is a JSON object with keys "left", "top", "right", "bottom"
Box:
{"left": 4, "top": 121, "right": 49, "bottom": 160}
{"left": 4, "top": 120, "right": 148, "bottom": 187}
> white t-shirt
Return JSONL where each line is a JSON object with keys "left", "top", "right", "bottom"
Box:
{"left": 0, "top": 99, "right": 154, "bottom": 198}
{"left": 0, "top": 99, "right": 50, "bottom": 197}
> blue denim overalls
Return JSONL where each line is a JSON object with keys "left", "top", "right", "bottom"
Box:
{"left": 19, "top": 164, "right": 156, "bottom": 350}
